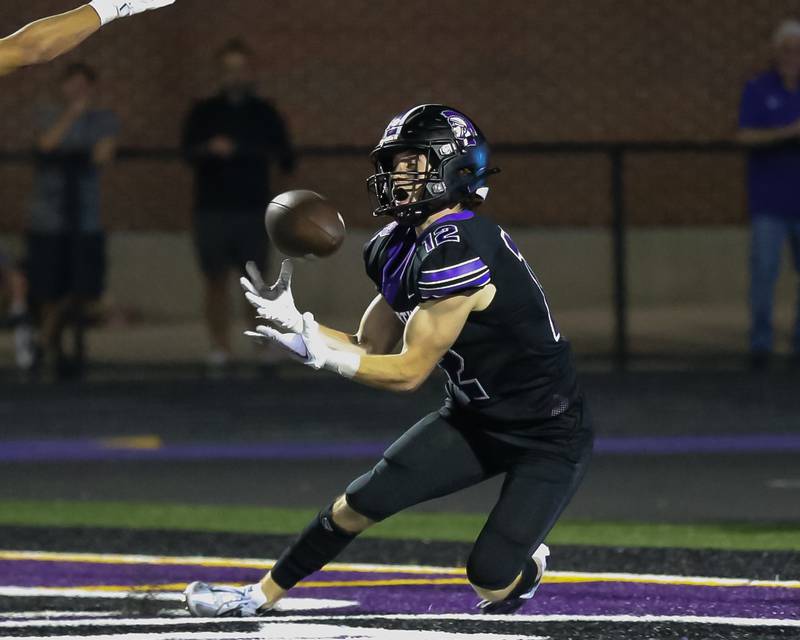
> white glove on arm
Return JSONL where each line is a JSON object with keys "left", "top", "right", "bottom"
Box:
{"left": 89, "top": 0, "right": 176, "bottom": 26}
{"left": 245, "top": 312, "right": 360, "bottom": 378}
{"left": 240, "top": 259, "right": 304, "bottom": 334}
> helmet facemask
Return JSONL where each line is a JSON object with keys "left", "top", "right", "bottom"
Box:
{"left": 367, "top": 143, "right": 450, "bottom": 226}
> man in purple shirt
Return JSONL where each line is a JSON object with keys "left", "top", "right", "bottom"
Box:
{"left": 738, "top": 20, "right": 800, "bottom": 367}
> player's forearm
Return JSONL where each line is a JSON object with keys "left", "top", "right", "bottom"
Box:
{"left": 318, "top": 322, "right": 401, "bottom": 357}
{"left": 348, "top": 352, "right": 434, "bottom": 393}
{"left": 318, "top": 325, "right": 370, "bottom": 356}
{"left": 0, "top": 6, "right": 100, "bottom": 75}
{"left": 251, "top": 319, "right": 426, "bottom": 390}
{"left": 328, "top": 297, "right": 466, "bottom": 390}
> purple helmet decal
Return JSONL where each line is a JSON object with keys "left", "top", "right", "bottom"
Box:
{"left": 442, "top": 109, "right": 478, "bottom": 147}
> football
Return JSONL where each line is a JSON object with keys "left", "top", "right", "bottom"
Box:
{"left": 265, "top": 190, "right": 346, "bottom": 258}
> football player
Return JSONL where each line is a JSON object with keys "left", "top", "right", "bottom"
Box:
{"left": 0, "top": 0, "right": 174, "bottom": 77}
{"left": 184, "top": 105, "right": 593, "bottom": 616}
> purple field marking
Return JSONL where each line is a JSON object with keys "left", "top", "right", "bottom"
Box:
{"left": 0, "top": 560, "right": 426, "bottom": 589}
{"left": 2, "top": 434, "right": 800, "bottom": 462}
{"left": 1, "top": 558, "right": 798, "bottom": 620}
{"left": 294, "top": 582, "right": 800, "bottom": 619}
{"left": 0, "top": 440, "right": 387, "bottom": 462}
{"left": 594, "top": 434, "right": 800, "bottom": 455}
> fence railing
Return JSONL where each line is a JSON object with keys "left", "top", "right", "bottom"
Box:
{"left": 0, "top": 140, "right": 755, "bottom": 367}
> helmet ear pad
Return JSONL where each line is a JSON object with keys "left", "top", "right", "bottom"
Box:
{"left": 438, "top": 142, "right": 491, "bottom": 200}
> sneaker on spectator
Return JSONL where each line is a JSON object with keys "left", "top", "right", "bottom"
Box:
{"left": 12, "top": 317, "right": 35, "bottom": 371}
{"left": 207, "top": 349, "right": 231, "bottom": 370}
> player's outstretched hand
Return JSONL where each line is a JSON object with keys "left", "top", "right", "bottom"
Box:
{"left": 119, "top": 0, "right": 176, "bottom": 16}
{"left": 90, "top": 0, "right": 175, "bottom": 25}
{"left": 245, "top": 312, "right": 329, "bottom": 371}
{"left": 240, "top": 259, "right": 304, "bottom": 334}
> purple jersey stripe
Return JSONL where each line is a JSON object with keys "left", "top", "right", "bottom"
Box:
{"left": 419, "top": 272, "right": 491, "bottom": 298}
{"left": 433, "top": 210, "right": 475, "bottom": 223}
{"left": 419, "top": 257, "right": 487, "bottom": 283}
{"left": 419, "top": 265, "right": 489, "bottom": 286}
{"left": 418, "top": 266, "right": 490, "bottom": 289}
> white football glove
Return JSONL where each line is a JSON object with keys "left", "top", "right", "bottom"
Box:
{"left": 245, "top": 312, "right": 360, "bottom": 378}
{"left": 89, "top": 0, "right": 176, "bottom": 25}
{"left": 240, "top": 259, "right": 304, "bottom": 334}
{"left": 245, "top": 312, "right": 328, "bottom": 370}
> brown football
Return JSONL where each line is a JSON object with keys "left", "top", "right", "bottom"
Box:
{"left": 265, "top": 190, "right": 346, "bottom": 258}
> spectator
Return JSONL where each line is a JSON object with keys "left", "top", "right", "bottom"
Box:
{"left": 0, "top": 246, "right": 34, "bottom": 370}
{"left": 27, "top": 62, "right": 118, "bottom": 377}
{"left": 738, "top": 20, "right": 800, "bottom": 368}
{"left": 181, "top": 38, "right": 295, "bottom": 369}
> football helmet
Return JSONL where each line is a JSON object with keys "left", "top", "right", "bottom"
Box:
{"left": 366, "top": 104, "right": 499, "bottom": 225}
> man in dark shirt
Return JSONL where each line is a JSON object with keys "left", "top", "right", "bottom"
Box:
{"left": 181, "top": 39, "right": 295, "bottom": 367}
{"left": 738, "top": 20, "right": 800, "bottom": 367}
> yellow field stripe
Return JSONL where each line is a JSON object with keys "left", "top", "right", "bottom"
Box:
{"left": 97, "top": 436, "right": 162, "bottom": 450}
{"left": 4, "top": 550, "right": 799, "bottom": 590}
{"left": 282, "top": 579, "right": 467, "bottom": 588}
{"left": 48, "top": 572, "right": 800, "bottom": 593}
{"left": 79, "top": 584, "right": 190, "bottom": 592}
{"left": 76, "top": 578, "right": 470, "bottom": 592}
{"left": 544, "top": 572, "right": 800, "bottom": 589}
{"left": 0, "top": 550, "right": 462, "bottom": 576}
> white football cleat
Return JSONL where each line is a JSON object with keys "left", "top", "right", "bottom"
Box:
{"left": 183, "top": 581, "right": 271, "bottom": 618}
{"left": 478, "top": 543, "right": 550, "bottom": 614}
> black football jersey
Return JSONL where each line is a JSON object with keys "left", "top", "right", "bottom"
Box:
{"left": 363, "top": 210, "right": 579, "bottom": 426}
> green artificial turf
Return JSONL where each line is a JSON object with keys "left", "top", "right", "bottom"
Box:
{"left": 0, "top": 499, "right": 797, "bottom": 550}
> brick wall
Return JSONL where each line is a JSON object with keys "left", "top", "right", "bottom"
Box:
{"left": 1, "top": 0, "right": 799, "bottom": 230}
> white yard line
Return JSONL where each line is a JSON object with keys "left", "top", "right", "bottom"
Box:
{"left": 0, "top": 634, "right": 542, "bottom": 640}
{"left": 3, "top": 628, "right": 548, "bottom": 640}
{"left": 338, "top": 613, "right": 800, "bottom": 627}
{"left": 1, "top": 612, "right": 799, "bottom": 629}
{"left": 0, "top": 611, "right": 120, "bottom": 619}
{"left": 0, "top": 587, "right": 184, "bottom": 600}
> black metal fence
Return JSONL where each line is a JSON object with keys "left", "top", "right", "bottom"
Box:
{"left": 0, "top": 140, "right": 750, "bottom": 367}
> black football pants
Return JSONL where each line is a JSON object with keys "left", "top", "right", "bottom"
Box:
{"left": 346, "top": 400, "right": 593, "bottom": 591}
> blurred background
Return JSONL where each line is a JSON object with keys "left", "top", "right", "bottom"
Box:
{"left": 3, "top": 0, "right": 800, "bottom": 370}
{"left": 0, "top": 1, "right": 798, "bottom": 542}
